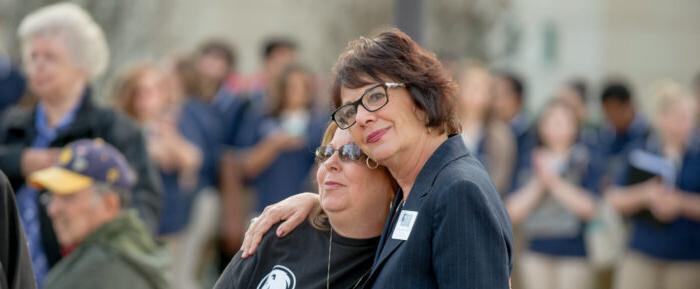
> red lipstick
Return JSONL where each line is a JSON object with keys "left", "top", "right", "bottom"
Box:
{"left": 366, "top": 127, "right": 389, "bottom": 144}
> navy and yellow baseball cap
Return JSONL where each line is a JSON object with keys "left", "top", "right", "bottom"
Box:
{"left": 29, "top": 139, "right": 136, "bottom": 195}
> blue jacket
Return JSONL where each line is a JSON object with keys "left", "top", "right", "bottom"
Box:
{"left": 365, "top": 135, "right": 513, "bottom": 289}
{"left": 617, "top": 132, "right": 700, "bottom": 260}
{"left": 0, "top": 57, "right": 25, "bottom": 114}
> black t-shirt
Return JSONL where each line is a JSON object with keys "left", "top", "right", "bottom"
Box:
{"left": 214, "top": 221, "right": 379, "bottom": 289}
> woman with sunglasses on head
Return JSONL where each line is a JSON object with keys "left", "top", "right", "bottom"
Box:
{"left": 241, "top": 29, "right": 514, "bottom": 288}
{"left": 213, "top": 122, "right": 396, "bottom": 289}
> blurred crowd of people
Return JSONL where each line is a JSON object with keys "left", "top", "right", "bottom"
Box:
{"left": 451, "top": 64, "right": 700, "bottom": 289}
{"left": 1, "top": 2, "right": 699, "bottom": 289}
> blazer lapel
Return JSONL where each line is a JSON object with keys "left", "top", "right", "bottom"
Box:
{"left": 373, "top": 194, "right": 403, "bottom": 264}
{"left": 371, "top": 190, "right": 428, "bottom": 271}
{"left": 365, "top": 135, "right": 471, "bottom": 285}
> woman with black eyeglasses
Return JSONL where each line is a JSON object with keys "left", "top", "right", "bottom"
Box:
{"left": 213, "top": 122, "right": 396, "bottom": 289}
{"left": 240, "top": 29, "right": 513, "bottom": 289}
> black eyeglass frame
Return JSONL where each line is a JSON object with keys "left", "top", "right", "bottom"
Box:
{"left": 331, "top": 82, "right": 406, "bottom": 129}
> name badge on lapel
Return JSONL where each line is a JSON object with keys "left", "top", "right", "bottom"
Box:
{"left": 391, "top": 210, "right": 418, "bottom": 240}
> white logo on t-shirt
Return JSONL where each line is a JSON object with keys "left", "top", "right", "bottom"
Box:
{"left": 256, "top": 265, "right": 296, "bottom": 289}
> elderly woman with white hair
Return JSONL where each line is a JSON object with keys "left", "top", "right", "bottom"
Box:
{"left": 606, "top": 81, "right": 700, "bottom": 289}
{"left": 0, "top": 2, "right": 162, "bottom": 286}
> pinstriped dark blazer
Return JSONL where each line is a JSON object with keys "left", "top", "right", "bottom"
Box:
{"left": 364, "top": 135, "right": 513, "bottom": 289}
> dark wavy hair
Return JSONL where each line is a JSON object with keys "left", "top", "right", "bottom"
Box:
{"left": 331, "top": 28, "right": 460, "bottom": 135}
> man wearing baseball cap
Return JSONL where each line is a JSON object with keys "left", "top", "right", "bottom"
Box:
{"left": 29, "top": 139, "right": 168, "bottom": 289}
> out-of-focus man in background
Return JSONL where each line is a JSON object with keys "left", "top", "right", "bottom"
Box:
{"left": 593, "top": 80, "right": 650, "bottom": 189}
{"left": 493, "top": 71, "right": 534, "bottom": 193}
{"left": 247, "top": 38, "right": 297, "bottom": 110}
{"left": 30, "top": 139, "right": 167, "bottom": 289}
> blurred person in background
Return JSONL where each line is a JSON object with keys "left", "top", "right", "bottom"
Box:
{"left": 494, "top": 71, "right": 530, "bottom": 143}
{"left": 506, "top": 99, "right": 599, "bottom": 289}
{"left": 593, "top": 80, "right": 650, "bottom": 189}
{"left": 193, "top": 40, "right": 250, "bottom": 153}
{"left": 239, "top": 63, "right": 325, "bottom": 214}
{"left": 247, "top": 38, "right": 298, "bottom": 110}
{"left": 456, "top": 62, "right": 516, "bottom": 195}
{"left": 0, "top": 3, "right": 161, "bottom": 286}
{"left": 1, "top": 171, "right": 36, "bottom": 289}
{"left": 195, "top": 40, "right": 239, "bottom": 100}
{"left": 606, "top": 81, "right": 700, "bottom": 289}
{"left": 114, "top": 62, "right": 202, "bottom": 236}
{"left": 193, "top": 40, "right": 251, "bottom": 127}
{"left": 175, "top": 54, "right": 249, "bottom": 280}
{"left": 30, "top": 139, "right": 167, "bottom": 289}
{"left": 188, "top": 43, "right": 240, "bottom": 162}
{"left": 556, "top": 78, "right": 591, "bottom": 127}
{"left": 192, "top": 41, "right": 255, "bottom": 264}
{"left": 114, "top": 60, "right": 221, "bottom": 289}
{"left": 172, "top": 56, "right": 225, "bottom": 182}
{"left": 493, "top": 71, "right": 535, "bottom": 193}
{"left": 555, "top": 78, "right": 602, "bottom": 155}
{"left": 0, "top": 55, "right": 26, "bottom": 114}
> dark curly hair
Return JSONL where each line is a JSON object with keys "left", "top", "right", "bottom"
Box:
{"left": 331, "top": 28, "right": 460, "bottom": 135}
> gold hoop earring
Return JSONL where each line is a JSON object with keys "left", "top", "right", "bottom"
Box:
{"left": 365, "top": 157, "right": 379, "bottom": 169}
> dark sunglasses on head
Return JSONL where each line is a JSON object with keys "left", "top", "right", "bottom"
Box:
{"left": 315, "top": 143, "right": 366, "bottom": 162}
{"left": 331, "top": 82, "right": 405, "bottom": 130}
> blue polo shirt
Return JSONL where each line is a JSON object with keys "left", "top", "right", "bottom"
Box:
{"left": 0, "top": 57, "right": 26, "bottom": 114}
{"left": 476, "top": 137, "right": 490, "bottom": 173}
{"left": 617, "top": 133, "right": 700, "bottom": 261}
{"left": 183, "top": 99, "right": 224, "bottom": 189}
{"left": 508, "top": 114, "right": 536, "bottom": 193}
{"left": 157, "top": 99, "right": 223, "bottom": 235}
{"left": 214, "top": 89, "right": 252, "bottom": 149}
{"left": 591, "top": 115, "right": 651, "bottom": 188}
{"left": 597, "top": 116, "right": 650, "bottom": 156}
